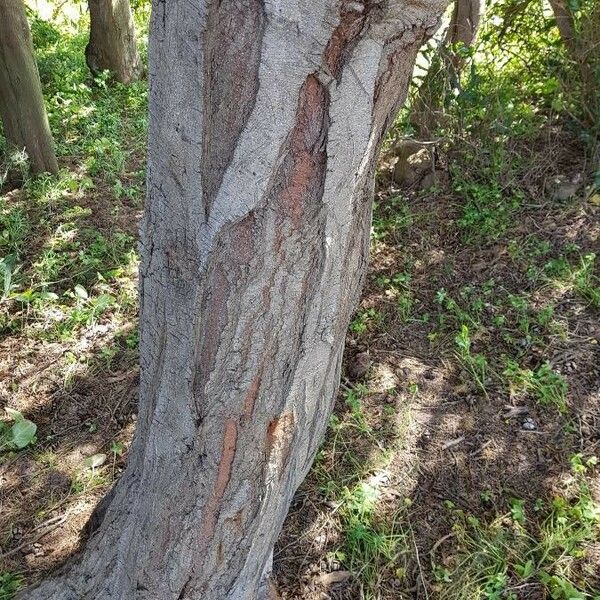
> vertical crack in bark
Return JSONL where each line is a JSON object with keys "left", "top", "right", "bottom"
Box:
{"left": 201, "top": 0, "right": 266, "bottom": 215}
{"left": 192, "top": 266, "right": 230, "bottom": 415}
{"left": 243, "top": 367, "right": 263, "bottom": 420}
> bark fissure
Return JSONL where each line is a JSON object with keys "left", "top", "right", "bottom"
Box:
{"left": 323, "top": 0, "right": 371, "bottom": 80}
{"left": 201, "top": 0, "right": 266, "bottom": 213}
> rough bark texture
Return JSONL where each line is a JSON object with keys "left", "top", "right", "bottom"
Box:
{"left": 0, "top": 0, "right": 58, "bottom": 174}
{"left": 86, "top": 0, "right": 142, "bottom": 83}
{"left": 19, "top": 0, "right": 447, "bottom": 598}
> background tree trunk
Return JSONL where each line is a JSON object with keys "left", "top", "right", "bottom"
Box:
{"left": 19, "top": 0, "right": 447, "bottom": 598}
{"left": 445, "top": 0, "right": 482, "bottom": 51}
{"left": 410, "top": 0, "right": 483, "bottom": 138}
{"left": 548, "top": 0, "right": 598, "bottom": 126}
{"left": 548, "top": 0, "right": 578, "bottom": 54}
{"left": 0, "top": 0, "right": 58, "bottom": 175}
{"left": 85, "top": 0, "right": 141, "bottom": 83}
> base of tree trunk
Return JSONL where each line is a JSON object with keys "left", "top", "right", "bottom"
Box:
{"left": 0, "top": 0, "right": 58, "bottom": 174}
{"left": 85, "top": 0, "right": 142, "bottom": 84}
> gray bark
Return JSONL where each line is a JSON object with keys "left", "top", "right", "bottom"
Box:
{"left": 86, "top": 0, "right": 141, "bottom": 83}
{"left": 0, "top": 0, "right": 58, "bottom": 175}
{"left": 19, "top": 0, "right": 447, "bottom": 598}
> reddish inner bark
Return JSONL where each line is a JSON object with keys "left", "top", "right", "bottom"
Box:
{"left": 200, "top": 418, "right": 239, "bottom": 542}
{"left": 323, "top": 0, "right": 369, "bottom": 80}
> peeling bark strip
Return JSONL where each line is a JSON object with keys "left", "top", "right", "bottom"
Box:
{"left": 18, "top": 1, "right": 448, "bottom": 599}
{"left": 265, "top": 412, "right": 295, "bottom": 479}
{"left": 274, "top": 74, "right": 329, "bottom": 230}
{"left": 200, "top": 419, "right": 238, "bottom": 542}
{"left": 323, "top": 0, "right": 369, "bottom": 79}
{"left": 201, "top": 0, "right": 266, "bottom": 212}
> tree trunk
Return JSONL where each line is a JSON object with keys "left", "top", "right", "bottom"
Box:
{"left": 85, "top": 0, "right": 141, "bottom": 83}
{"left": 547, "top": 0, "right": 597, "bottom": 125}
{"left": 445, "top": 0, "right": 481, "bottom": 50}
{"left": 0, "top": 0, "right": 58, "bottom": 175}
{"left": 410, "top": 0, "right": 483, "bottom": 138}
{"left": 19, "top": 0, "right": 446, "bottom": 598}
{"left": 548, "top": 0, "right": 578, "bottom": 55}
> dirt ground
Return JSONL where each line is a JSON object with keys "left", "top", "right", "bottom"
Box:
{"left": 0, "top": 129, "right": 598, "bottom": 599}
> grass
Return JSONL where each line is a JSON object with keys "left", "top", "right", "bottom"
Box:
{"left": 454, "top": 324, "right": 491, "bottom": 397}
{"left": 432, "top": 468, "right": 600, "bottom": 600}
{"left": 503, "top": 360, "right": 569, "bottom": 412}
{"left": 335, "top": 486, "right": 410, "bottom": 598}
{"left": 0, "top": 573, "right": 22, "bottom": 600}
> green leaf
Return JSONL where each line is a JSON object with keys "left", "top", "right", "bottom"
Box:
{"left": 83, "top": 453, "right": 107, "bottom": 469}
{"left": 74, "top": 284, "right": 89, "bottom": 300}
{"left": 93, "top": 294, "right": 115, "bottom": 310}
{"left": 39, "top": 291, "right": 59, "bottom": 301}
{"left": 11, "top": 419, "right": 37, "bottom": 449}
{"left": 5, "top": 407, "right": 23, "bottom": 421}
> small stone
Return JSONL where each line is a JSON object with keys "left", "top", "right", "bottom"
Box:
{"left": 316, "top": 571, "right": 351, "bottom": 586}
{"left": 347, "top": 352, "right": 370, "bottom": 380}
{"left": 546, "top": 174, "right": 581, "bottom": 201}
{"left": 522, "top": 417, "right": 537, "bottom": 431}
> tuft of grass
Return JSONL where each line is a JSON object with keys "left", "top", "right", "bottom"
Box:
{"left": 573, "top": 254, "right": 600, "bottom": 308}
{"left": 543, "top": 252, "right": 600, "bottom": 308}
{"left": 454, "top": 177, "right": 522, "bottom": 244}
{"left": 454, "top": 324, "right": 490, "bottom": 397}
{"left": 0, "top": 572, "right": 22, "bottom": 600}
{"left": 335, "top": 482, "right": 411, "bottom": 599}
{"left": 372, "top": 195, "right": 414, "bottom": 242}
{"left": 343, "top": 384, "right": 372, "bottom": 435}
{"left": 350, "top": 308, "right": 383, "bottom": 335}
{"left": 433, "top": 472, "right": 600, "bottom": 600}
{"left": 504, "top": 360, "right": 568, "bottom": 412}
